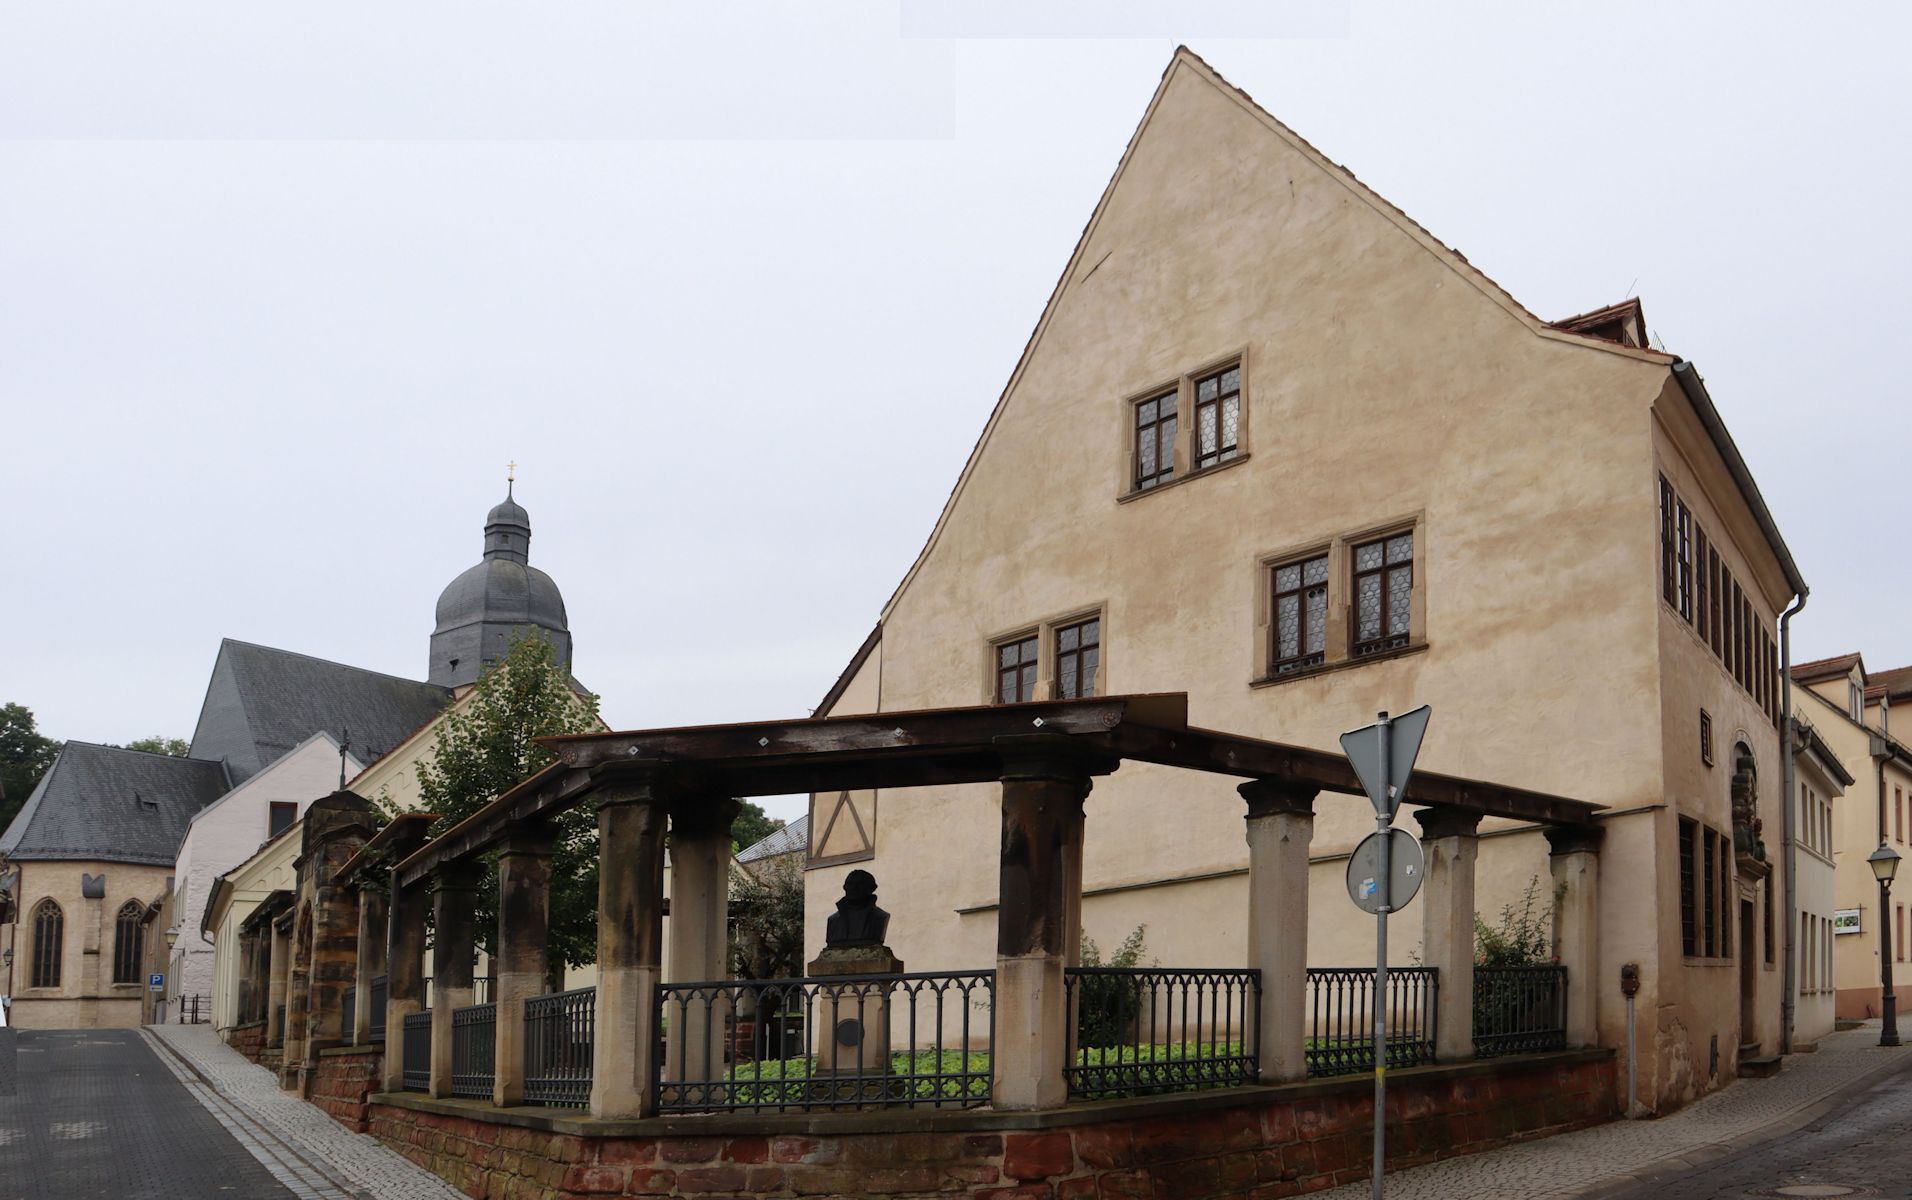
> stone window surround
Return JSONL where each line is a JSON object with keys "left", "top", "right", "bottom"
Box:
{"left": 1116, "top": 347, "right": 1252, "bottom": 501}
{"left": 983, "top": 602, "right": 1109, "bottom": 706}
{"left": 1249, "top": 511, "right": 1427, "bottom": 688}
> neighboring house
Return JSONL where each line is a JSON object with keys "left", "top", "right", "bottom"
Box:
{"left": 169, "top": 733, "right": 365, "bottom": 1009}
{"left": 737, "top": 815, "right": 807, "bottom": 878}
{"left": 1790, "top": 714, "right": 1852, "bottom": 1047}
{"left": 805, "top": 48, "right": 1804, "bottom": 1113}
{"left": 0, "top": 744, "right": 228, "bottom": 1028}
{"left": 1792, "top": 654, "right": 1912, "bottom": 1019}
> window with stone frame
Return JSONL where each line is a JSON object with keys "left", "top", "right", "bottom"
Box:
{"left": 113, "top": 900, "right": 144, "bottom": 985}
{"left": 1192, "top": 364, "right": 1241, "bottom": 470}
{"left": 1132, "top": 391, "right": 1177, "bottom": 491}
{"left": 1675, "top": 498, "right": 1693, "bottom": 622}
{"left": 1053, "top": 617, "right": 1101, "bottom": 699}
{"left": 1700, "top": 710, "right": 1714, "bottom": 767}
{"left": 1351, "top": 532, "right": 1414, "bottom": 657}
{"left": 269, "top": 801, "right": 297, "bottom": 839}
{"left": 1660, "top": 476, "right": 1677, "bottom": 605}
{"left": 1679, "top": 819, "right": 1698, "bottom": 955}
{"left": 31, "top": 898, "right": 62, "bottom": 989}
{"left": 1271, "top": 553, "right": 1329, "bottom": 674}
{"left": 995, "top": 634, "right": 1039, "bottom": 704}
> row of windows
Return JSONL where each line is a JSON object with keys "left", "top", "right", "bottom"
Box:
{"left": 1892, "top": 783, "right": 1912, "bottom": 846}
{"left": 1800, "top": 781, "right": 1834, "bottom": 858}
{"left": 991, "top": 526, "right": 1419, "bottom": 700}
{"left": 1659, "top": 476, "right": 1779, "bottom": 726}
{"left": 1678, "top": 818, "right": 1736, "bottom": 959}
{"left": 1801, "top": 913, "right": 1834, "bottom": 994}
{"left": 24, "top": 898, "right": 146, "bottom": 989}
{"left": 1130, "top": 361, "right": 1244, "bottom": 492}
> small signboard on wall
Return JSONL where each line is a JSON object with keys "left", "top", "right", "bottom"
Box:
{"left": 149, "top": 973, "right": 165, "bottom": 992}
{"left": 1833, "top": 909, "right": 1863, "bottom": 935}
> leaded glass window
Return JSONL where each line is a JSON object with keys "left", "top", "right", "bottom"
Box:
{"left": 1055, "top": 617, "right": 1101, "bottom": 699}
{"left": 31, "top": 898, "right": 62, "bottom": 989}
{"left": 1660, "top": 476, "right": 1676, "bottom": 605}
{"left": 996, "top": 635, "right": 1038, "bottom": 704}
{"left": 1272, "top": 554, "right": 1329, "bottom": 673}
{"left": 1352, "top": 532, "right": 1414, "bottom": 656}
{"left": 1133, "top": 392, "right": 1176, "bottom": 491}
{"left": 1675, "top": 499, "right": 1693, "bottom": 622}
{"left": 1194, "top": 365, "right": 1240, "bottom": 470}
{"left": 113, "top": 900, "right": 144, "bottom": 985}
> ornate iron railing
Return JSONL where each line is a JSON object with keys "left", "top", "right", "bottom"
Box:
{"left": 402, "top": 1010, "right": 432, "bottom": 1091}
{"left": 656, "top": 971, "right": 994, "bottom": 1113}
{"left": 451, "top": 1003, "right": 496, "bottom": 1098}
{"left": 369, "top": 974, "right": 388, "bottom": 1043}
{"left": 1473, "top": 965, "right": 1567, "bottom": 1058}
{"left": 524, "top": 987, "right": 595, "bottom": 1108}
{"left": 1063, "top": 967, "right": 1259, "bottom": 1098}
{"left": 1304, "top": 966, "right": 1438, "bottom": 1076}
{"left": 341, "top": 987, "right": 356, "bottom": 1041}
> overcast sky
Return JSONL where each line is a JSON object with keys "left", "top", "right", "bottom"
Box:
{"left": 5, "top": 2, "right": 1909, "bottom": 824}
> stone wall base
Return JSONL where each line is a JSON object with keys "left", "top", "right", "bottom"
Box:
{"left": 227, "top": 1021, "right": 267, "bottom": 1063}
{"left": 366, "top": 1051, "right": 1615, "bottom": 1199}
{"left": 311, "top": 1047, "right": 385, "bottom": 1132}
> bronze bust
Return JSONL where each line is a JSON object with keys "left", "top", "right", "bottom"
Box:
{"left": 825, "top": 869, "right": 890, "bottom": 948}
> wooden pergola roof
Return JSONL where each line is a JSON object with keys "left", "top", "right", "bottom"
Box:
{"left": 393, "top": 693, "right": 1600, "bottom": 888}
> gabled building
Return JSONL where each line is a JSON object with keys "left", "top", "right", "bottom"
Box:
{"left": 805, "top": 48, "right": 1804, "bottom": 1112}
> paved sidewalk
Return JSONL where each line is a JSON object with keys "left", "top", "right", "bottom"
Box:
{"left": 1322, "top": 1023, "right": 1912, "bottom": 1199}
{"left": 144, "top": 1025, "right": 465, "bottom": 1200}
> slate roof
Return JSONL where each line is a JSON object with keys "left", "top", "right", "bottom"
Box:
{"left": 0, "top": 742, "right": 231, "bottom": 866}
{"left": 736, "top": 814, "right": 807, "bottom": 864}
{"left": 189, "top": 639, "right": 452, "bottom": 784}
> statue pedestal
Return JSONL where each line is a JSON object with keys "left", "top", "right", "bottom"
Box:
{"left": 807, "top": 945, "right": 904, "bottom": 1104}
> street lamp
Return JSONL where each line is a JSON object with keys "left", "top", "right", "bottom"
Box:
{"left": 1870, "top": 841, "right": 1902, "bottom": 1047}
{"left": 164, "top": 927, "right": 179, "bottom": 950}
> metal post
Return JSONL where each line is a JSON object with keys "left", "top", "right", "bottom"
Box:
{"left": 1372, "top": 710, "right": 1392, "bottom": 1200}
{"left": 1882, "top": 878, "right": 1901, "bottom": 1048}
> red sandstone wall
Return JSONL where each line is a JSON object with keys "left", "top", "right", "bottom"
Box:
{"left": 312, "top": 1049, "right": 385, "bottom": 1133}
{"left": 368, "top": 1055, "right": 1614, "bottom": 1200}
{"left": 226, "top": 1022, "right": 267, "bottom": 1063}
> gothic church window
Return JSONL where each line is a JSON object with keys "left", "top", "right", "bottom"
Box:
{"left": 31, "top": 899, "right": 62, "bottom": 989}
{"left": 113, "top": 900, "right": 144, "bottom": 985}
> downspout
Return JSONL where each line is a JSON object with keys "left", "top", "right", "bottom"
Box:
{"left": 1778, "top": 592, "right": 1806, "bottom": 1055}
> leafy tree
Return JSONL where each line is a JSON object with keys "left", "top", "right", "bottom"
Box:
{"left": 122, "top": 736, "right": 190, "bottom": 756}
{"left": 380, "top": 637, "right": 603, "bottom": 972}
{"left": 1473, "top": 875, "right": 1557, "bottom": 967}
{"left": 731, "top": 854, "right": 805, "bottom": 981}
{"left": 1076, "top": 925, "right": 1150, "bottom": 1049}
{"left": 730, "top": 800, "right": 783, "bottom": 854}
{"left": 0, "top": 703, "right": 61, "bottom": 833}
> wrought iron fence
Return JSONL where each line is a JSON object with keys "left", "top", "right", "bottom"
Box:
{"left": 369, "top": 974, "right": 388, "bottom": 1043}
{"left": 524, "top": 987, "right": 595, "bottom": 1108}
{"left": 452, "top": 1003, "right": 497, "bottom": 1098}
{"left": 1304, "top": 966, "right": 1438, "bottom": 1077}
{"left": 402, "top": 1010, "right": 432, "bottom": 1092}
{"left": 1063, "top": 967, "right": 1260, "bottom": 1099}
{"left": 174, "top": 994, "right": 208, "bottom": 1025}
{"left": 1473, "top": 965, "right": 1566, "bottom": 1058}
{"left": 341, "top": 987, "right": 356, "bottom": 1040}
{"left": 657, "top": 971, "right": 994, "bottom": 1113}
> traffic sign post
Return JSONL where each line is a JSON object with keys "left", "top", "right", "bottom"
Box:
{"left": 1338, "top": 706, "right": 1431, "bottom": 1200}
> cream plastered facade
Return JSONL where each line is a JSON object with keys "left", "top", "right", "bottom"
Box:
{"left": 204, "top": 821, "right": 302, "bottom": 1030}
{"left": 171, "top": 733, "right": 360, "bottom": 1009}
{"left": 1791, "top": 727, "right": 1845, "bottom": 1046}
{"left": 1797, "top": 664, "right": 1912, "bottom": 1018}
{"left": 804, "top": 50, "right": 1798, "bottom": 1113}
{"left": 1, "top": 859, "right": 170, "bottom": 1029}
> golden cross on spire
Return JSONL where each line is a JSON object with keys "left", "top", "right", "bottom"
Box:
{"left": 507, "top": 460, "right": 517, "bottom": 483}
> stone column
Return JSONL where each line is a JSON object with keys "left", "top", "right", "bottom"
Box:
{"left": 383, "top": 876, "right": 430, "bottom": 1093}
{"left": 428, "top": 862, "right": 482, "bottom": 1100}
{"left": 353, "top": 885, "right": 388, "bottom": 1047}
{"left": 308, "top": 883, "right": 360, "bottom": 1059}
{"left": 266, "top": 918, "right": 290, "bottom": 1049}
{"left": 1546, "top": 824, "right": 1604, "bottom": 1049}
{"left": 1240, "top": 778, "right": 1317, "bottom": 1083}
{"left": 991, "top": 737, "right": 1096, "bottom": 1112}
{"left": 666, "top": 796, "right": 741, "bottom": 1089}
{"left": 591, "top": 781, "right": 670, "bottom": 1120}
{"left": 1415, "top": 805, "right": 1482, "bottom": 1064}
{"left": 282, "top": 906, "right": 312, "bottom": 1088}
{"left": 492, "top": 819, "right": 554, "bottom": 1108}
{"left": 235, "top": 929, "right": 257, "bottom": 1029}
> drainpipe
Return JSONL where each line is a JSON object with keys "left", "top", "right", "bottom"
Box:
{"left": 1778, "top": 592, "right": 1806, "bottom": 1055}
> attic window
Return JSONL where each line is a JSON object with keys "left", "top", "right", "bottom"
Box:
{"left": 134, "top": 791, "right": 159, "bottom": 811}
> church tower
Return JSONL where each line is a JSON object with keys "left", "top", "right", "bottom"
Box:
{"left": 429, "top": 479, "right": 573, "bottom": 688}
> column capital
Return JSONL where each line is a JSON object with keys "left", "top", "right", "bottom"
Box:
{"left": 1238, "top": 777, "right": 1319, "bottom": 819}
{"left": 993, "top": 734, "right": 1113, "bottom": 786}
{"left": 1544, "top": 823, "right": 1605, "bottom": 857}
{"left": 1414, "top": 804, "right": 1483, "bottom": 841}
{"left": 497, "top": 817, "right": 557, "bottom": 859}
{"left": 669, "top": 795, "right": 744, "bottom": 839}
{"left": 432, "top": 858, "right": 484, "bottom": 893}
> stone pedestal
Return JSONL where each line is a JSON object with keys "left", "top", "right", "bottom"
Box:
{"left": 807, "top": 945, "right": 904, "bottom": 1102}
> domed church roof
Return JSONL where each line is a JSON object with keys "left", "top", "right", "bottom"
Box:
{"left": 429, "top": 481, "right": 573, "bottom": 689}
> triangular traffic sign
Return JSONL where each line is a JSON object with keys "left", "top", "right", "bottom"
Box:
{"left": 1339, "top": 705, "right": 1431, "bottom": 820}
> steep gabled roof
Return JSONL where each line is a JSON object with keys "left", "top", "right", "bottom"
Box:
{"left": 1793, "top": 653, "right": 1865, "bottom": 685}
{"left": 872, "top": 46, "right": 1673, "bottom": 627}
{"left": 1869, "top": 665, "right": 1912, "bottom": 703}
{"left": 0, "top": 742, "right": 230, "bottom": 866}
{"left": 188, "top": 639, "right": 451, "bottom": 784}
